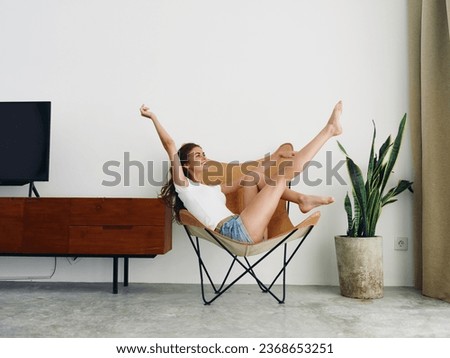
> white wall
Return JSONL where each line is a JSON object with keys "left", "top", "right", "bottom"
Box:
{"left": 0, "top": 0, "right": 414, "bottom": 286}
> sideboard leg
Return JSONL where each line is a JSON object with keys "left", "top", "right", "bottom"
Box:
{"left": 124, "top": 257, "right": 129, "bottom": 287}
{"left": 113, "top": 257, "right": 118, "bottom": 294}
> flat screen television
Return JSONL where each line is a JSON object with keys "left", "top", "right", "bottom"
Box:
{"left": 0, "top": 101, "right": 51, "bottom": 186}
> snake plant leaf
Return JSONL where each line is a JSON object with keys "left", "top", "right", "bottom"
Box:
{"left": 337, "top": 140, "right": 349, "bottom": 157}
{"left": 367, "top": 186, "right": 380, "bottom": 218}
{"left": 347, "top": 157, "right": 367, "bottom": 236}
{"left": 381, "top": 114, "right": 407, "bottom": 193}
{"left": 382, "top": 186, "right": 396, "bottom": 201}
{"left": 367, "top": 184, "right": 382, "bottom": 237}
{"left": 378, "top": 135, "right": 392, "bottom": 165}
{"left": 346, "top": 157, "right": 367, "bottom": 233}
{"left": 367, "top": 120, "right": 377, "bottom": 190}
{"left": 381, "top": 180, "right": 414, "bottom": 206}
{"left": 392, "top": 179, "right": 414, "bottom": 196}
{"left": 383, "top": 199, "right": 398, "bottom": 206}
{"left": 373, "top": 136, "right": 392, "bottom": 179}
{"left": 353, "top": 191, "right": 361, "bottom": 236}
{"left": 344, "top": 193, "right": 353, "bottom": 236}
{"left": 368, "top": 200, "right": 382, "bottom": 237}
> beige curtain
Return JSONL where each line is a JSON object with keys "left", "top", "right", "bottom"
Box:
{"left": 409, "top": 0, "right": 450, "bottom": 303}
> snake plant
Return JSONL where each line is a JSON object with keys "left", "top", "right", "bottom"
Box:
{"left": 337, "top": 114, "right": 413, "bottom": 237}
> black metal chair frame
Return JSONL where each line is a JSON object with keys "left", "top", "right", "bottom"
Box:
{"left": 183, "top": 225, "right": 315, "bottom": 305}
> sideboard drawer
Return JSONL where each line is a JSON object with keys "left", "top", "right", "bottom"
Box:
{"left": 68, "top": 225, "right": 168, "bottom": 255}
{"left": 22, "top": 198, "right": 70, "bottom": 254}
{"left": 69, "top": 198, "right": 167, "bottom": 226}
{"left": 0, "top": 198, "right": 24, "bottom": 252}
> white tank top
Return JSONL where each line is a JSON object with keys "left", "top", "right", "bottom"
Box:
{"left": 175, "top": 180, "right": 234, "bottom": 230}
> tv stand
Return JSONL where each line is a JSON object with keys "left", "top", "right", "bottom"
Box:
{"left": 28, "top": 182, "right": 40, "bottom": 198}
{"left": 0, "top": 197, "right": 172, "bottom": 293}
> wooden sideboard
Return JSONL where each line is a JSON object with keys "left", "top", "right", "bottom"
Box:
{"left": 0, "top": 197, "right": 172, "bottom": 293}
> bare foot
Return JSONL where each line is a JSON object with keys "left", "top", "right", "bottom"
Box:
{"left": 326, "top": 101, "right": 343, "bottom": 136}
{"left": 298, "top": 193, "right": 335, "bottom": 213}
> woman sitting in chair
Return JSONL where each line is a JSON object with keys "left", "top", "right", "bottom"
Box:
{"left": 140, "top": 101, "right": 343, "bottom": 244}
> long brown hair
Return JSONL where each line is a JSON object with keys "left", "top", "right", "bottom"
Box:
{"left": 159, "top": 142, "right": 200, "bottom": 223}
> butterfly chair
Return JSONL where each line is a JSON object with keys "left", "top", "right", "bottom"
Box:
{"left": 179, "top": 143, "right": 321, "bottom": 305}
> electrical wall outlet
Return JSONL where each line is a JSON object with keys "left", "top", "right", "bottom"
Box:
{"left": 395, "top": 237, "right": 408, "bottom": 251}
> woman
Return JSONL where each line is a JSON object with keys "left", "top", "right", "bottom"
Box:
{"left": 140, "top": 101, "right": 343, "bottom": 244}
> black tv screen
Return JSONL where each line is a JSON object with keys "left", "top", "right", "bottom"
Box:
{"left": 0, "top": 101, "right": 51, "bottom": 185}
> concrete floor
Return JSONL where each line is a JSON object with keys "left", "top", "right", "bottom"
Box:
{"left": 0, "top": 282, "right": 449, "bottom": 338}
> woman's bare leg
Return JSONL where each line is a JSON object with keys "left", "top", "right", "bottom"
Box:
{"left": 242, "top": 180, "right": 268, "bottom": 240}
{"left": 239, "top": 101, "right": 343, "bottom": 242}
{"left": 241, "top": 181, "right": 331, "bottom": 242}
{"left": 239, "top": 176, "right": 288, "bottom": 243}
{"left": 246, "top": 169, "right": 334, "bottom": 213}
{"left": 280, "top": 101, "right": 343, "bottom": 180}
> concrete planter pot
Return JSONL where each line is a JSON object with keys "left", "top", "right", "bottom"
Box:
{"left": 334, "top": 235, "right": 384, "bottom": 299}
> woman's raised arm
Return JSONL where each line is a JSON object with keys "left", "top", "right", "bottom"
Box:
{"left": 140, "top": 104, "right": 188, "bottom": 186}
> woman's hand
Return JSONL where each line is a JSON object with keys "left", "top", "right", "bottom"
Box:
{"left": 140, "top": 104, "right": 157, "bottom": 121}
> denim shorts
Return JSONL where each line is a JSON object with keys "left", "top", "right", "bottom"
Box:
{"left": 218, "top": 215, "right": 253, "bottom": 244}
